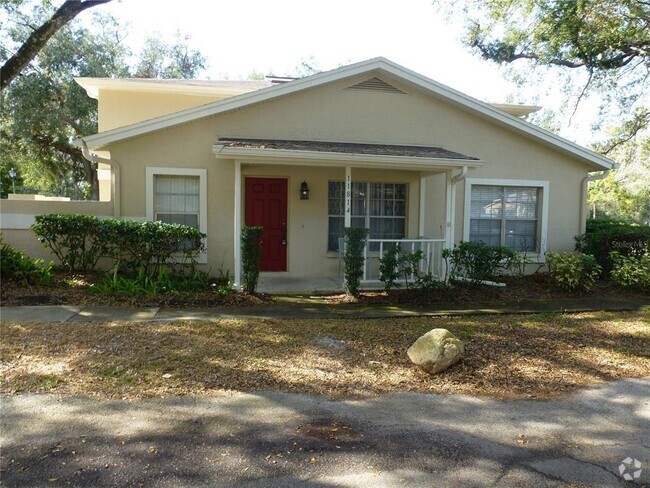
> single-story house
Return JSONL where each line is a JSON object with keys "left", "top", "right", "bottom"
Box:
{"left": 1, "top": 57, "right": 615, "bottom": 286}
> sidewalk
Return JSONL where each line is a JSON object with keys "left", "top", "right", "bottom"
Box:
{"left": 1, "top": 296, "right": 648, "bottom": 323}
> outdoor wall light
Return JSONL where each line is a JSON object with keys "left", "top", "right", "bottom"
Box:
{"left": 8, "top": 167, "right": 16, "bottom": 194}
{"left": 300, "top": 181, "right": 309, "bottom": 200}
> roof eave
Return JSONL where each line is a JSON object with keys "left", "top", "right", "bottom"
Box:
{"left": 212, "top": 145, "right": 483, "bottom": 171}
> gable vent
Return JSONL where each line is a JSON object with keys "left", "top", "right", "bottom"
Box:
{"left": 347, "top": 77, "right": 406, "bottom": 94}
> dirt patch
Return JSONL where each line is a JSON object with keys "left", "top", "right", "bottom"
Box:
{"left": 1, "top": 311, "right": 648, "bottom": 400}
{"left": 296, "top": 420, "right": 363, "bottom": 445}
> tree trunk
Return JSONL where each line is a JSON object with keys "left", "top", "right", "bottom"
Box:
{"left": 1, "top": 0, "right": 112, "bottom": 91}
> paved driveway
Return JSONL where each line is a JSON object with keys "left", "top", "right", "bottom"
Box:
{"left": 1, "top": 379, "right": 648, "bottom": 487}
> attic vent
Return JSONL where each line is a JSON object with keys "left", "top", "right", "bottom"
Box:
{"left": 347, "top": 77, "right": 406, "bottom": 94}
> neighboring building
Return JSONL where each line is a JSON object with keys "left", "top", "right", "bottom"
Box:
{"left": 0, "top": 58, "right": 614, "bottom": 285}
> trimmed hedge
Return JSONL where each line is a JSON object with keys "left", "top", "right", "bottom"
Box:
{"left": 241, "top": 226, "right": 263, "bottom": 294}
{"left": 32, "top": 214, "right": 206, "bottom": 275}
{"left": 343, "top": 227, "right": 369, "bottom": 297}
{"left": 442, "top": 241, "right": 517, "bottom": 284}
{"left": 576, "top": 218, "right": 650, "bottom": 275}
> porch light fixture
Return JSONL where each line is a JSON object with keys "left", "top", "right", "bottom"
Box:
{"left": 300, "top": 181, "right": 309, "bottom": 200}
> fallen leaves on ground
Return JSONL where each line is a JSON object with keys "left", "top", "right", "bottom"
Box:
{"left": 1, "top": 311, "right": 648, "bottom": 400}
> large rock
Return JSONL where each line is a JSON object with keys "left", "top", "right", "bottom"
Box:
{"left": 407, "top": 328, "right": 464, "bottom": 374}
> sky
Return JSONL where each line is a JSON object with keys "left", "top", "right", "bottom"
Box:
{"left": 92, "top": 0, "right": 602, "bottom": 145}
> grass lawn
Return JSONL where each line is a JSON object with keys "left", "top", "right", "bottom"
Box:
{"left": 1, "top": 311, "right": 648, "bottom": 400}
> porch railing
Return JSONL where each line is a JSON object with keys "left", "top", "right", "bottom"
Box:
{"left": 361, "top": 238, "right": 446, "bottom": 283}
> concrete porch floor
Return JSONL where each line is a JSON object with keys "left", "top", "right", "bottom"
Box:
{"left": 256, "top": 275, "right": 345, "bottom": 295}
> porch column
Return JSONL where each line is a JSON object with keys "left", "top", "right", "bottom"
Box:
{"left": 445, "top": 170, "right": 453, "bottom": 249}
{"left": 234, "top": 160, "right": 242, "bottom": 288}
{"left": 344, "top": 166, "right": 352, "bottom": 228}
{"left": 419, "top": 175, "right": 426, "bottom": 237}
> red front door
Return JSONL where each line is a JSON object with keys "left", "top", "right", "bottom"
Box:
{"left": 245, "top": 178, "right": 288, "bottom": 271}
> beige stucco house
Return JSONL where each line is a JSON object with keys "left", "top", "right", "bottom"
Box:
{"left": 1, "top": 58, "right": 614, "bottom": 286}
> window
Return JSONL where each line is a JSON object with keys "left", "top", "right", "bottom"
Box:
{"left": 154, "top": 175, "right": 200, "bottom": 228}
{"left": 328, "top": 181, "right": 406, "bottom": 251}
{"left": 464, "top": 179, "right": 549, "bottom": 255}
{"left": 146, "top": 167, "right": 207, "bottom": 262}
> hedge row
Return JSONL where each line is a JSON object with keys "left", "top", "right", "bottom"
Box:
{"left": 32, "top": 214, "right": 206, "bottom": 275}
{"left": 576, "top": 218, "right": 650, "bottom": 275}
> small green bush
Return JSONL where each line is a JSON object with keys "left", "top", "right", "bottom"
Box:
{"left": 442, "top": 241, "right": 517, "bottom": 284}
{"left": 31, "top": 214, "right": 105, "bottom": 272}
{"left": 609, "top": 251, "right": 650, "bottom": 289}
{"left": 546, "top": 252, "right": 601, "bottom": 292}
{"left": 378, "top": 245, "right": 444, "bottom": 294}
{"left": 378, "top": 244, "right": 401, "bottom": 291}
{"left": 241, "top": 226, "right": 263, "bottom": 294}
{"left": 0, "top": 237, "right": 53, "bottom": 286}
{"left": 576, "top": 218, "right": 650, "bottom": 275}
{"left": 343, "top": 227, "right": 369, "bottom": 297}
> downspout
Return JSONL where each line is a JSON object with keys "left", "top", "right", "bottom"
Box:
{"left": 81, "top": 140, "right": 121, "bottom": 218}
{"left": 579, "top": 166, "right": 615, "bottom": 235}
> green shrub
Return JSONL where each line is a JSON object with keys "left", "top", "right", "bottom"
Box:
{"left": 241, "top": 226, "right": 263, "bottom": 294}
{"left": 343, "top": 227, "right": 369, "bottom": 297}
{"left": 378, "top": 245, "right": 445, "bottom": 294}
{"left": 378, "top": 244, "right": 401, "bottom": 291}
{"left": 31, "top": 214, "right": 205, "bottom": 276}
{"left": 576, "top": 218, "right": 650, "bottom": 275}
{"left": 609, "top": 251, "right": 650, "bottom": 289}
{"left": 442, "top": 241, "right": 517, "bottom": 284}
{"left": 0, "top": 237, "right": 53, "bottom": 286}
{"left": 546, "top": 252, "right": 601, "bottom": 292}
{"left": 31, "top": 214, "right": 105, "bottom": 272}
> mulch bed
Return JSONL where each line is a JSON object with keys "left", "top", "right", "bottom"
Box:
{"left": 0, "top": 272, "right": 272, "bottom": 308}
{"left": 326, "top": 274, "right": 648, "bottom": 306}
{"left": 1, "top": 272, "right": 646, "bottom": 308}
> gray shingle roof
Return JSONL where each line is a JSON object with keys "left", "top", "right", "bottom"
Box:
{"left": 217, "top": 138, "right": 479, "bottom": 160}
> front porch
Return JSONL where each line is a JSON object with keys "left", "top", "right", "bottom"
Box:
{"left": 213, "top": 138, "right": 483, "bottom": 288}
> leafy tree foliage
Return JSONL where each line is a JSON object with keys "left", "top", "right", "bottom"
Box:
{"left": 1, "top": 0, "right": 112, "bottom": 91}
{"left": 1, "top": 3, "right": 206, "bottom": 199}
{"left": 436, "top": 0, "right": 649, "bottom": 124}
{"left": 135, "top": 32, "right": 206, "bottom": 79}
{"left": 589, "top": 121, "right": 650, "bottom": 224}
{"left": 436, "top": 0, "right": 649, "bottom": 223}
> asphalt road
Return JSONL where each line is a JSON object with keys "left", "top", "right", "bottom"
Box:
{"left": 2, "top": 379, "right": 648, "bottom": 487}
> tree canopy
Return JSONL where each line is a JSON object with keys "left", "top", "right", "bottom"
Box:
{"left": 436, "top": 0, "right": 650, "bottom": 223}
{"left": 1, "top": 0, "right": 112, "bottom": 91}
{"left": 1, "top": 2, "right": 206, "bottom": 199}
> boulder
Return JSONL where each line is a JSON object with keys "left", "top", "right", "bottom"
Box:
{"left": 407, "top": 328, "right": 464, "bottom": 374}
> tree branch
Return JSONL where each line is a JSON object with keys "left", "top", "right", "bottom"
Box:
{"left": 1, "top": 0, "right": 112, "bottom": 91}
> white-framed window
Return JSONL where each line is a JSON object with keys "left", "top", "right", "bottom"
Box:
{"left": 146, "top": 167, "right": 207, "bottom": 263}
{"left": 464, "top": 178, "right": 549, "bottom": 257}
{"left": 328, "top": 181, "right": 407, "bottom": 251}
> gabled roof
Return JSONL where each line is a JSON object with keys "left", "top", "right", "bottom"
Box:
{"left": 77, "top": 57, "right": 614, "bottom": 170}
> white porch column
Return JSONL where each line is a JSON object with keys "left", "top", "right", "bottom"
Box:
{"left": 234, "top": 160, "right": 242, "bottom": 288}
{"left": 344, "top": 166, "right": 352, "bottom": 228}
{"left": 419, "top": 175, "right": 426, "bottom": 237}
{"left": 445, "top": 170, "right": 453, "bottom": 249}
